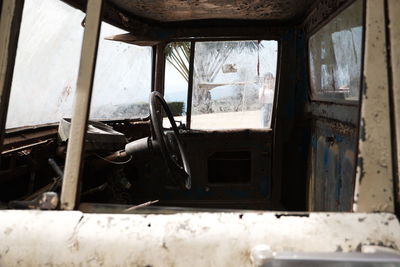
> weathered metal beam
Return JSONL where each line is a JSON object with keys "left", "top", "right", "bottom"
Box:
{"left": 61, "top": 0, "right": 163, "bottom": 37}
{"left": 353, "top": 0, "right": 394, "bottom": 212}
{"left": 153, "top": 26, "right": 284, "bottom": 41}
{"left": 0, "top": 211, "right": 399, "bottom": 266}
{"left": 154, "top": 42, "right": 166, "bottom": 94}
{"left": 105, "top": 33, "right": 160, "bottom": 46}
{"left": 60, "top": 0, "right": 103, "bottom": 210}
{"left": 387, "top": 0, "right": 400, "bottom": 212}
{"left": 61, "top": 0, "right": 289, "bottom": 40}
{"left": 186, "top": 41, "right": 195, "bottom": 129}
{"left": 0, "top": 0, "right": 24, "bottom": 153}
{"left": 271, "top": 32, "right": 296, "bottom": 208}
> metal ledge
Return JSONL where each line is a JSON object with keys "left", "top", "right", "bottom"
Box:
{"left": 0, "top": 211, "right": 399, "bottom": 266}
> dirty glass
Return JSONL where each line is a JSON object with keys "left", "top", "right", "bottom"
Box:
{"left": 89, "top": 24, "right": 152, "bottom": 121}
{"left": 191, "top": 40, "right": 278, "bottom": 130}
{"left": 309, "top": 0, "right": 363, "bottom": 102}
{"left": 6, "top": 0, "right": 84, "bottom": 129}
{"left": 6, "top": 0, "right": 152, "bottom": 129}
{"left": 163, "top": 42, "right": 190, "bottom": 128}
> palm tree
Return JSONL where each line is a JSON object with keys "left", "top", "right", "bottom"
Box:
{"left": 164, "top": 42, "right": 191, "bottom": 82}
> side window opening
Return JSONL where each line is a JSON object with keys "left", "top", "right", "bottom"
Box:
{"left": 6, "top": 0, "right": 85, "bottom": 129}
{"left": 308, "top": 0, "right": 363, "bottom": 103}
{"left": 163, "top": 42, "right": 190, "bottom": 128}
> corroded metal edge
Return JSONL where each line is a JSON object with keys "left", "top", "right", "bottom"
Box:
{"left": 60, "top": 0, "right": 103, "bottom": 210}
{"left": 0, "top": 211, "right": 398, "bottom": 266}
{"left": 0, "top": 0, "right": 24, "bottom": 152}
{"left": 304, "top": 0, "right": 351, "bottom": 35}
{"left": 353, "top": 0, "right": 395, "bottom": 213}
{"left": 388, "top": 0, "right": 400, "bottom": 214}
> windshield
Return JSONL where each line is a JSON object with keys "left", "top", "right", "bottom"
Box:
{"left": 6, "top": 0, "right": 152, "bottom": 129}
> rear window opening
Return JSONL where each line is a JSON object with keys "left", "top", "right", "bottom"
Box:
{"left": 191, "top": 40, "right": 278, "bottom": 130}
{"left": 163, "top": 40, "right": 278, "bottom": 130}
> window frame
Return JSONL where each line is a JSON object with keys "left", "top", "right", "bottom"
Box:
{"left": 306, "top": 0, "right": 366, "bottom": 106}
{"left": 5, "top": 1, "right": 155, "bottom": 130}
{"left": 163, "top": 38, "right": 281, "bottom": 131}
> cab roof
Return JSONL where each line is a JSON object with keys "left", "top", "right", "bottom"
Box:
{"left": 62, "top": 0, "right": 317, "bottom": 31}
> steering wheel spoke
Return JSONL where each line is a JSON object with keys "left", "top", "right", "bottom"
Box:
{"left": 150, "top": 91, "right": 191, "bottom": 190}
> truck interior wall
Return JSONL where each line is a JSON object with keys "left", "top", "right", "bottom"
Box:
{"left": 300, "top": 0, "right": 361, "bottom": 212}
{"left": 273, "top": 29, "right": 310, "bottom": 211}
{"left": 305, "top": 71, "right": 359, "bottom": 210}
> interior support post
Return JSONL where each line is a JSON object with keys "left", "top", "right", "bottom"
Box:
{"left": 186, "top": 41, "right": 195, "bottom": 129}
{"left": 0, "top": 0, "right": 24, "bottom": 153}
{"left": 387, "top": 0, "right": 400, "bottom": 214}
{"left": 154, "top": 42, "right": 166, "bottom": 94}
{"left": 60, "top": 0, "right": 103, "bottom": 210}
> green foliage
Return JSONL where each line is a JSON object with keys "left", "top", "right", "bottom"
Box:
{"left": 167, "top": 102, "right": 185, "bottom": 116}
{"left": 164, "top": 42, "right": 191, "bottom": 82}
{"left": 165, "top": 41, "right": 263, "bottom": 82}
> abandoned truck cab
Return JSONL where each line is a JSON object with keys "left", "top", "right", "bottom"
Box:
{"left": 0, "top": 0, "right": 400, "bottom": 265}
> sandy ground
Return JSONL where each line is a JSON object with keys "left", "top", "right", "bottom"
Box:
{"left": 164, "top": 110, "right": 271, "bottom": 129}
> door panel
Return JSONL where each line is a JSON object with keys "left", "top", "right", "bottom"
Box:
{"left": 310, "top": 119, "right": 357, "bottom": 211}
{"left": 161, "top": 129, "right": 273, "bottom": 209}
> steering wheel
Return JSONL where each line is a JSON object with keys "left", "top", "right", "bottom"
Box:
{"left": 149, "top": 91, "right": 191, "bottom": 190}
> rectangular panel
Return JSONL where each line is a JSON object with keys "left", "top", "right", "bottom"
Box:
{"left": 310, "top": 119, "right": 357, "bottom": 211}
{"left": 208, "top": 151, "right": 251, "bottom": 184}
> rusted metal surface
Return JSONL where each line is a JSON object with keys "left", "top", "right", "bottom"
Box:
{"left": 307, "top": 102, "right": 359, "bottom": 125}
{"left": 186, "top": 41, "right": 195, "bottom": 129}
{"left": 8, "top": 192, "right": 58, "bottom": 210}
{"left": 307, "top": 102, "right": 359, "bottom": 203}
{"left": 61, "top": 0, "right": 296, "bottom": 42}
{"left": 179, "top": 129, "right": 273, "bottom": 209}
{"left": 105, "top": 33, "right": 161, "bottom": 46}
{"left": 303, "top": 0, "right": 350, "bottom": 35}
{"left": 0, "top": 0, "right": 24, "bottom": 153}
{"left": 60, "top": 0, "right": 355, "bottom": 43}
{"left": 2, "top": 126, "right": 58, "bottom": 153}
{"left": 305, "top": 0, "right": 360, "bottom": 212}
{"left": 270, "top": 31, "right": 296, "bottom": 210}
{"left": 0, "top": 211, "right": 399, "bottom": 266}
{"left": 61, "top": 0, "right": 103, "bottom": 210}
{"left": 1, "top": 139, "right": 51, "bottom": 155}
{"left": 387, "top": 0, "right": 400, "bottom": 213}
{"left": 109, "top": 0, "right": 315, "bottom": 22}
{"left": 274, "top": 30, "right": 311, "bottom": 211}
{"left": 60, "top": 0, "right": 358, "bottom": 41}
{"left": 353, "top": 0, "right": 395, "bottom": 213}
{"left": 309, "top": 119, "right": 357, "bottom": 211}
